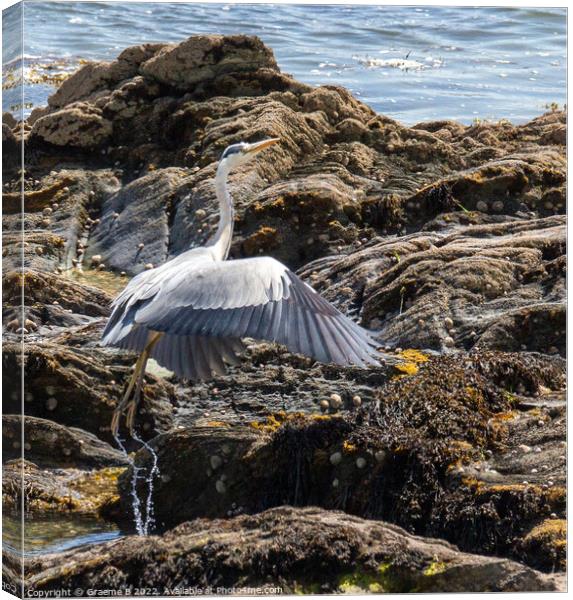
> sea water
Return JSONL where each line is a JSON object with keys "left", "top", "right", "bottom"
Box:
{"left": 2, "top": 3, "right": 566, "bottom": 124}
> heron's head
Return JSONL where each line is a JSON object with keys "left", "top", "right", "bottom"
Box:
{"left": 219, "top": 138, "right": 280, "bottom": 169}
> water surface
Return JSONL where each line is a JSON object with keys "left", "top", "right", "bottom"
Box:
{"left": 3, "top": 512, "right": 120, "bottom": 556}
{"left": 2, "top": 3, "right": 567, "bottom": 124}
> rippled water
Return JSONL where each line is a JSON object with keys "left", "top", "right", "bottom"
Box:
{"left": 3, "top": 512, "right": 120, "bottom": 556}
{"left": 2, "top": 3, "right": 566, "bottom": 124}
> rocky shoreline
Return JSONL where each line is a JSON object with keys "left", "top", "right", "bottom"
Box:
{"left": 2, "top": 34, "right": 566, "bottom": 593}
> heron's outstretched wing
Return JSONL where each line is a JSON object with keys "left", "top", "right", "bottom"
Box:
{"left": 104, "top": 256, "right": 381, "bottom": 367}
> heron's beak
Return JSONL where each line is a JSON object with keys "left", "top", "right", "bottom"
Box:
{"left": 245, "top": 138, "right": 280, "bottom": 154}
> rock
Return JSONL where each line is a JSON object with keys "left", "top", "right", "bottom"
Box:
{"left": 115, "top": 351, "right": 564, "bottom": 573}
{"left": 2, "top": 34, "right": 566, "bottom": 590}
{"left": 335, "top": 117, "right": 369, "bottom": 141}
{"left": 2, "top": 123, "right": 18, "bottom": 170}
{"left": 4, "top": 269, "right": 112, "bottom": 319}
{"left": 302, "top": 86, "right": 375, "bottom": 123}
{"left": 87, "top": 168, "right": 184, "bottom": 275}
{"left": 540, "top": 124, "right": 566, "bottom": 146}
{"left": 3, "top": 111, "right": 17, "bottom": 128}
{"left": 2, "top": 336, "right": 174, "bottom": 448}
{"left": 22, "top": 507, "right": 563, "bottom": 593}
{"left": 520, "top": 519, "right": 566, "bottom": 571}
{"left": 2, "top": 415, "right": 129, "bottom": 468}
{"left": 30, "top": 102, "right": 113, "bottom": 148}
{"left": 141, "top": 35, "right": 279, "bottom": 93}
{"left": 47, "top": 44, "right": 166, "bottom": 110}
{"left": 2, "top": 459, "right": 125, "bottom": 515}
{"left": 302, "top": 216, "right": 565, "bottom": 355}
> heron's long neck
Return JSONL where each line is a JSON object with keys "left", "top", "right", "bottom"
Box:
{"left": 209, "top": 161, "right": 235, "bottom": 261}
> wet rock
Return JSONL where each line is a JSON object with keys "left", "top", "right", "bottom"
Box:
{"left": 3, "top": 34, "right": 567, "bottom": 589}
{"left": 2, "top": 459, "right": 125, "bottom": 515}
{"left": 3, "top": 167, "right": 120, "bottom": 275}
{"left": 170, "top": 341, "right": 394, "bottom": 425}
{"left": 3, "top": 459, "right": 71, "bottom": 513}
{"left": 23, "top": 507, "right": 563, "bottom": 593}
{"left": 411, "top": 153, "right": 566, "bottom": 215}
{"left": 2, "top": 415, "right": 128, "bottom": 469}
{"left": 88, "top": 168, "right": 184, "bottom": 275}
{"left": 239, "top": 171, "right": 368, "bottom": 269}
{"left": 18, "top": 36, "right": 565, "bottom": 279}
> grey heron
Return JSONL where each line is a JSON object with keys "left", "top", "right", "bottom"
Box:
{"left": 102, "top": 138, "right": 383, "bottom": 434}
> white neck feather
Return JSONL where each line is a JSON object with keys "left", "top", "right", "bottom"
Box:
{"left": 208, "top": 159, "right": 235, "bottom": 261}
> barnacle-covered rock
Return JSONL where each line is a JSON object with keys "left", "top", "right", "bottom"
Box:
{"left": 2, "top": 33, "right": 567, "bottom": 592}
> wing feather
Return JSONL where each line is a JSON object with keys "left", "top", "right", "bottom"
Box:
{"left": 307, "top": 312, "right": 329, "bottom": 364}
{"left": 315, "top": 316, "right": 345, "bottom": 364}
{"left": 267, "top": 298, "right": 283, "bottom": 342}
{"left": 103, "top": 254, "right": 382, "bottom": 371}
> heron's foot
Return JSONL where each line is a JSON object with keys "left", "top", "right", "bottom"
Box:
{"left": 111, "top": 377, "right": 144, "bottom": 437}
{"left": 111, "top": 398, "right": 139, "bottom": 437}
{"left": 125, "top": 383, "right": 143, "bottom": 434}
{"left": 110, "top": 408, "right": 122, "bottom": 438}
{"left": 111, "top": 400, "right": 139, "bottom": 437}
{"left": 111, "top": 338, "right": 159, "bottom": 438}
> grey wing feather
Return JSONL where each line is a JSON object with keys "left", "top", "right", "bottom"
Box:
{"left": 114, "top": 324, "right": 245, "bottom": 381}
{"left": 103, "top": 255, "right": 381, "bottom": 372}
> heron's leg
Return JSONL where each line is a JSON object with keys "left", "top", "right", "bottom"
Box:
{"left": 111, "top": 352, "right": 146, "bottom": 435}
{"left": 112, "top": 332, "right": 162, "bottom": 436}
{"left": 125, "top": 348, "right": 152, "bottom": 433}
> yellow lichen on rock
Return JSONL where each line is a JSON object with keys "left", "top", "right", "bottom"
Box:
{"left": 342, "top": 440, "right": 357, "bottom": 453}
{"left": 395, "top": 349, "right": 430, "bottom": 376}
{"left": 249, "top": 411, "right": 304, "bottom": 433}
{"left": 243, "top": 226, "right": 280, "bottom": 255}
{"left": 523, "top": 518, "right": 566, "bottom": 570}
{"left": 423, "top": 559, "right": 447, "bottom": 577}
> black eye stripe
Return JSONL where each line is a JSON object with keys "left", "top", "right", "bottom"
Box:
{"left": 222, "top": 144, "right": 243, "bottom": 159}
